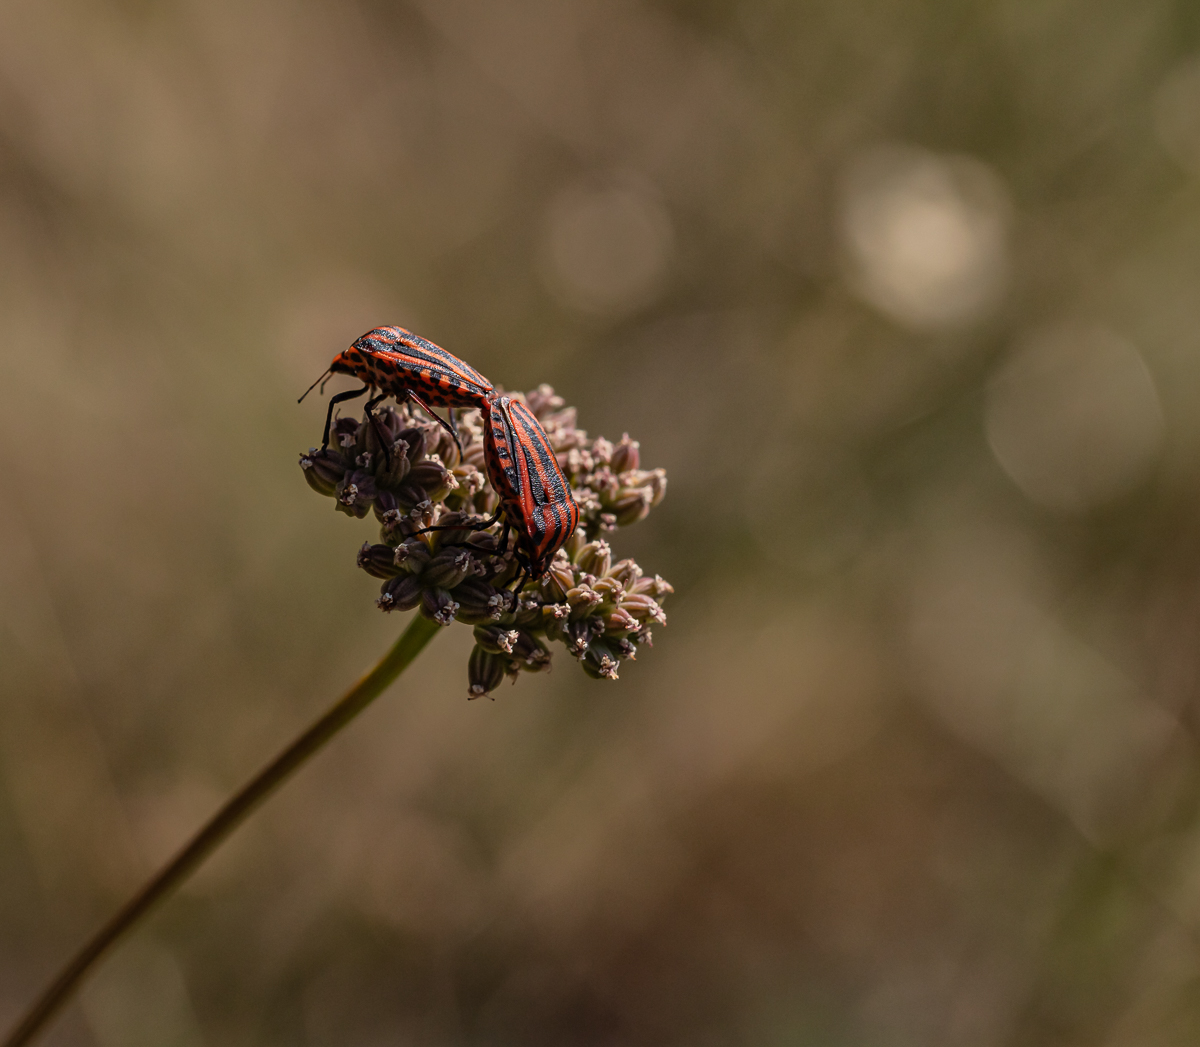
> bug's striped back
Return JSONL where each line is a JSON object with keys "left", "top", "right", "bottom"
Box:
{"left": 484, "top": 395, "right": 579, "bottom": 577}
{"left": 330, "top": 326, "right": 493, "bottom": 409}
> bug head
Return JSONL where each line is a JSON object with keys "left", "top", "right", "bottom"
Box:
{"left": 298, "top": 346, "right": 366, "bottom": 404}
{"left": 328, "top": 347, "right": 366, "bottom": 376}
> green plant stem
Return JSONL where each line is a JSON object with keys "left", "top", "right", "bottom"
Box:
{"left": 3, "top": 613, "right": 443, "bottom": 1047}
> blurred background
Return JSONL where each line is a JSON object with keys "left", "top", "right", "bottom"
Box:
{"left": 3, "top": 0, "right": 1200, "bottom": 1044}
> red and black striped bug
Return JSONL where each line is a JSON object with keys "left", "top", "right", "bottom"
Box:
{"left": 480, "top": 394, "right": 580, "bottom": 606}
{"left": 299, "top": 326, "right": 494, "bottom": 460}
{"left": 412, "top": 392, "right": 578, "bottom": 608}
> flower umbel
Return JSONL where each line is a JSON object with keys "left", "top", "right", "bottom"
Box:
{"left": 300, "top": 385, "right": 671, "bottom": 697}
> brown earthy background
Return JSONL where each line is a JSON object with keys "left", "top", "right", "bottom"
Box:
{"left": 5, "top": 1, "right": 1200, "bottom": 1044}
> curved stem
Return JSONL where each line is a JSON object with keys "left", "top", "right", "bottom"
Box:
{"left": 3, "top": 613, "right": 443, "bottom": 1047}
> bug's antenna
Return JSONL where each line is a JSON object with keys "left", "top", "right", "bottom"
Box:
{"left": 298, "top": 368, "right": 332, "bottom": 404}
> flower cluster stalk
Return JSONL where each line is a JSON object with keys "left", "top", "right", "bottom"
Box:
{"left": 2, "top": 614, "right": 442, "bottom": 1047}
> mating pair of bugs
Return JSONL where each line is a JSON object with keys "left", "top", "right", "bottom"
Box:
{"left": 300, "top": 326, "right": 580, "bottom": 601}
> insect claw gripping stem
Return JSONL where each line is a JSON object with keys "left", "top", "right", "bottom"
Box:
{"left": 410, "top": 510, "right": 504, "bottom": 538}
{"left": 363, "top": 392, "right": 394, "bottom": 468}
{"left": 322, "top": 385, "right": 370, "bottom": 450}
{"left": 506, "top": 565, "right": 529, "bottom": 612}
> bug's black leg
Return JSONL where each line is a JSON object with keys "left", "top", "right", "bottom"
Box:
{"left": 496, "top": 520, "right": 511, "bottom": 554}
{"left": 363, "top": 392, "right": 393, "bottom": 467}
{"left": 407, "top": 391, "right": 465, "bottom": 460}
{"left": 473, "top": 510, "right": 504, "bottom": 530}
{"left": 410, "top": 509, "right": 504, "bottom": 538}
{"left": 322, "top": 385, "right": 370, "bottom": 450}
{"left": 506, "top": 563, "right": 529, "bottom": 613}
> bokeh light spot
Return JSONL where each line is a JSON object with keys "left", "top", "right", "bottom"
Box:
{"left": 985, "top": 323, "right": 1165, "bottom": 512}
{"left": 840, "top": 145, "right": 1011, "bottom": 331}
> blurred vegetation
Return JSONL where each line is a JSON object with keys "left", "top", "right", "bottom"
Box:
{"left": 5, "top": 0, "right": 1200, "bottom": 1044}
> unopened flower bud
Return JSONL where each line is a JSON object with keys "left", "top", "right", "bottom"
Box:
{"left": 521, "top": 646, "right": 553, "bottom": 673}
{"left": 612, "top": 637, "right": 638, "bottom": 660}
{"left": 582, "top": 642, "right": 620, "bottom": 681}
{"left": 409, "top": 499, "right": 434, "bottom": 530}
{"left": 462, "top": 441, "right": 486, "bottom": 469}
{"left": 332, "top": 416, "right": 360, "bottom": 448}
{"left": 378, "top": 574, "right": 421, "bottom": 612}
{"left": 468, "top": 645, "right": 505, "bottom": 699}
{"left": 547, "top": 404, "right": 577, "bottom": 431}
{"left": 566, "top": 448, "right": 590, "bottom": 476}
{"left": 575, "top": 540, "right": 612, "bottom": 577}
{"left": 590, "top": 467, "right": 620, "bottom": 498}
{"left": 423, "top": 547, "right": 472, "bottom": 589}
{"left": 610, "top": 434, "right": 640, "bottom": 473}
{"left": 563, "top": 528, "right": 587, "bottom": 561}
{"left": 474, "top": 624, "right": 520, "bottom": 654}
{"left": 431, "top": 430, "right": 461, "bottom": 467}
{"left": 300, "top": 450, "right": 346, "bottom": 495}
{"left": 373, "top": 489, "right": 399, "bottom": 521}
{"left": 420, "top": 587, "right": 460, "bottom": 626}
{"left": 591, "top": 436, "right": 613, "bottom": 465}
{"left": 566, "top": 586, "right": 603, "bottom": 616}
{"left": 375, "top": 446, "right": 411, "bottom": 487}
{"left": 566, "top": 621, "right": 591, "bottom": 658}
{"left": 526, "top": 383, "right": 565, "bottom": 418}
{"left": 540, "top": 558, "right": 576, "bottom": 601}
{"left": 592, "top": 577, "right": 626, "bottom": 603}
{"left": 392, "top": 539, "right": 432, "bottom": 573}
{"left": 510, "top": 630, "right": 551, "bottom": 667}
{"left": 358, "top": 542, "right": 401, "bottom": 579}
{"left": 603, "top": 608, "right": 638, "bottom": 634}
{"left": 611, "top": 487, "right": 652, "bottom": 527}
{"left": 396, "top": 427, "right": 427, "bottom": 463}
{"left": 452, "top": 578, "right": 507, "bottom": 624}
{"left": 647, "top": 468, "right": 667, "bottom": 507}
{"left": 463, "top": 530, "right": 499, "bottom": 555}
{"left": 392, "top": 483, "right": 426, "bottom": 512}
{"left": 454, "top": 465, "right": 486, "bottom": 497}
{"left": 621, "top": 593, "right": 667, "bottom": 625}
{"left": 429, "top": 511, "right": 474, "bottom": 543}
{"left": 379, "top": 507, "right": 411, "bottom": 542}
{"left": 608, "top": 559, "right": 643, "bottom": 587}
{"left": 410, "top": 459, "right": 452, "bottom": 494}
{"left": 631, "top": 574, "right": 674, "bottom": 598}
{"left": 336, "top": 471, "right": 376, "bottom": 518}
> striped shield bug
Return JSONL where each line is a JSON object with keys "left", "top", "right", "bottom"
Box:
{"left": 411, "top": 392, "right": 578, "bottom": 608}
{"left": 299, "top": 326, "right": 494, "bottom": 459}
{"left": 481, "top": 394, "right": 580, "bottom": 605}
